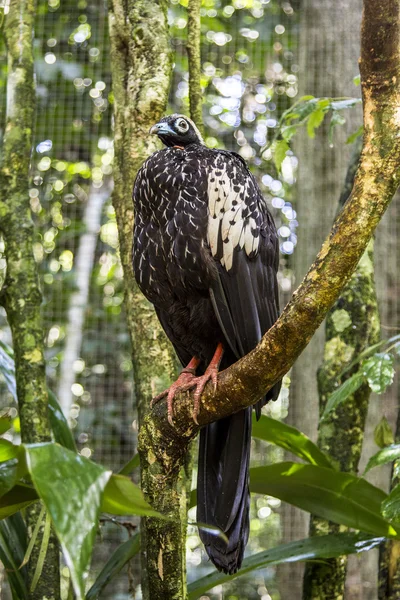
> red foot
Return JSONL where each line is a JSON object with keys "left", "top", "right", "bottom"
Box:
{"left": 151, "top": 344, "right": 224, "bottom": 426}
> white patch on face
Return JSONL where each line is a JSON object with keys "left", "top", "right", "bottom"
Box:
{"left": 206, "top": 166, "right": 260, "bottom": 271}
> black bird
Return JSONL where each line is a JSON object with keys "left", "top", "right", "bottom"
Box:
{"left": 132, "top": 114, "right": 281, "bottom": 574}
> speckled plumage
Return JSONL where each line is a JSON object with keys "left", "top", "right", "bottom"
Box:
{"left": 132, "top": 115, "right": 281, "bottom": 574}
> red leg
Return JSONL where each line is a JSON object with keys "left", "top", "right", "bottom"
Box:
{"left": 192, "top": 343, "right": 224, "bottom": 424}
{"left": 151, "top": 356, "right": 201, "bottom": 425}
{"left": 151, "top": 344, "right": 224, "bottom": 426}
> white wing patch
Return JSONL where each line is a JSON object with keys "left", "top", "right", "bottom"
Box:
{"left": 206, "top": 167, "right": 260, "bottom": 271}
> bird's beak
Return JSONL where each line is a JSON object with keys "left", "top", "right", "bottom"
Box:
{"left": 149, "top": 122, "right": 175, "bottom": 136}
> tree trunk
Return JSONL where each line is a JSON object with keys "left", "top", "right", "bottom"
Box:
{"left": 281, "top": 1, "right": 362, "bottom": 596}
{"left": 0, "top": 0, "right": 60, "bottom": 598}
{"left": 107, "top": 3, "right": 193, "bottom": 599}
{"left": 302, "top": 143, "right": 380, "bottom": 599}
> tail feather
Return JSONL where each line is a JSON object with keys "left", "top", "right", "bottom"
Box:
{"left": 197, "top": 408, "right": 251, "bottom": 573}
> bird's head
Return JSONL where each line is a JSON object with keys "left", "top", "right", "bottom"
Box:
{"left": 150, "top": 114, "right": 204, "bottom": 148}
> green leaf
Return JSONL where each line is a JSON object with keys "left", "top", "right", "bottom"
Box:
{"left": 102, "top": 474, "right": 161, "bottom": 518}
{"left": 382, "top": 484, "right": 400, "bottom": 524}
{"left": 273, "top": 139, "right": 289, "bottom": 172}
{"left": 249, "top": 462, "right": 399, "bottom": 538}
{"left": 328, "top": 112, "right": 346, "bottom": 145}
{"left": 330, "top": 98, "right": 361, "bottom": 110}
{"left": 0, "top": 411, "right": 13, "bottom": 435}
{"left": 86, "top": 534, "right": 140, "bottom": 600}
{"left": 362, "top": 353, "right": 395, "bottom": 394}
{"left": 346, "top": 125, "right": 363, "bottom": 145}
{"left": 24, "top": 443, "right": 112, "bottom": 600}
{"left": 251, "top": 415, "right": 334, "bottom": 469}
{"left": 281, "top": 125, "right": 297, "bottom": 142}
{"left": 187, "top": 533, "right": 383, "bottom": 599}
{"left": 321, "top": 372, "right": 365, "bottom": 420}
{"left": 0, "top": 514, "right": 28, "bottom": 599}
{"left": 0, "top": 439, "right": 19, "bottom": 463}
{"left": 0, "top": 485, "right": 38, "bottom": 520}
{"left": 335, "top": 334, "right": 400, "bottom": 380}
{"left": 374, "top": 417, "right": 395, "bottom": 449}
{"left": 118, "top": 453, "right": 140, "bottom": 476}
{"left": 364, "top": 444, "right": 400, "bottom": 475}
{"left": 47, "top": 390, "right": 77, "bottom": 452}
{"left": 30, "top": 511, "right": 52, "bottom": 594}
{"left": 0, "top": 458, "right": 21, "bottom": 499}
{"left": 306, "top": 107, "right": 325, "bottom": 139}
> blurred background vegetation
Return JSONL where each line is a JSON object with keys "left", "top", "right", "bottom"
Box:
{"left": 0, "top": 0, "right": 398, "bottom": 598}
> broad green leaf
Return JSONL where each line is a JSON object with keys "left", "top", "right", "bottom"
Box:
{"left": 24, "top": 443, "right": 112, "bottom": 600}
{"left": 0, "top": 514, "right": 28, "bottom": 599}
{"left": 382, "top": 484, "right": 400, "bottom": 523}
{"left": 0, "top": 458, "right": 21, "bottom": 499}
{"left": 306, "top": 107, "right": 325, "bottom": 139}
{"left": 250, "top": 462, "right": 399, "bottom": 538}
{"left": 364, "top": 444, "right": 400, "bottom": 475}
{"left": 328, "top": 112, "right": 346, "bottom": 145}
{"left": 187, "top": 533, "right": 383, "bottom": 599}
{"left": 321, "top": 372, "right": 365, "bottom": 420}
{"left": 102, "top": 474, "right": 161, "bottom": 518}
{"left": 0, "top": 411, "right": 13, "bottom": 435}
{"left": 0, "top": 439, "right": 19, "bottom": 463}
{"left": 86, "top": 534, "right": 140, "bottom": 600}
{"left": 347, "top": 125, "right": 363, "bottom": 145}
{"left": 274, "top": 139, "right": 289, "bottom": 172}
{"left": 362, "top": 353, "right": 395, "bottom": 394}
{"left": 0, "top": 485, "right": 38, "bottom": 520}
{"left": 118, "top": 453, "right": 140, "bottom": 476}
{"left": 47, "top": 390, "right": 77, "bottom": 452}
{"left": 251, "top": 414, "right": 334, "bottom": 469}
{"left": 374, "top": 417, "right": 394, "bottom": 449}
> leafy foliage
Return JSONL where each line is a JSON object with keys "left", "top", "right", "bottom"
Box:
{"left": 85, "top": 534, "right": 140, "bottom": 600}
{"left": 252, "top": 414, "right": 334, "bottom": 468}
{"left": 364, "top": 444, "right": 400, "bottom": 475}
{"left": 322, "top": 338, "right": 398, "bottom": 421}
{"left": 269, "top": 95, "right": 362, "bottom": 172}
{"left": 187, "top": 533, "right": 383, "bottom": 599}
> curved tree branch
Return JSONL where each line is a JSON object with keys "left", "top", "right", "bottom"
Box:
{"left": 139, "top": 0, "right": 400, "bottom": 470}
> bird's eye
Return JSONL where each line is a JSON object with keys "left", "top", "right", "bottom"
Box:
{"left": 176, "top": 118, "right": 189, "bottom": 133}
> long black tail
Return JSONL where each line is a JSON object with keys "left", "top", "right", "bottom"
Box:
{"left": 197, "top": 407, "right": 251, "bottom": 574}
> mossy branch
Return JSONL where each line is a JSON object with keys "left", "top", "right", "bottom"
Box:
{"left": 0, "top": 0, "right": 60, "bottom": 597}
{"left": 140, "top": 0, "right": 400, "bottom": 469}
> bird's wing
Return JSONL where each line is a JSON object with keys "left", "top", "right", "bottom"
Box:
{"left": 206, "top": 151, "right": 281, "bottom": 411}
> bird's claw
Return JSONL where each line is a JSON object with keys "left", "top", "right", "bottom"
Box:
{"left": 150, "top": 368, "right": 219, "bottom": 427}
